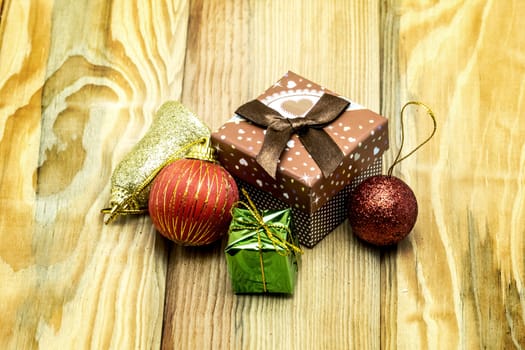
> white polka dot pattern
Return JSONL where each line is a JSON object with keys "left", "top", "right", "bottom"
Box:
{"left": 211, "top": 72, "right": 389, "bottom": 214}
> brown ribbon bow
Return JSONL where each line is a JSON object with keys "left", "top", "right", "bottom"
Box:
{"left": 235, "top": 93, "right": 350, "bottom": 178}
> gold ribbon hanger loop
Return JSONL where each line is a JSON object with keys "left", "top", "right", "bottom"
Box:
{"left": 387, "top": 101, "right": 437, "bottom": 176}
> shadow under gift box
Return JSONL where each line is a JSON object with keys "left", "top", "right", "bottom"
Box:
{"left": 211, "top": 71, "right": 389, "bottom": 248}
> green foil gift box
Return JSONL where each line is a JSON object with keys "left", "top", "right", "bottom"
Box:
{"left": 225, "top": 194, "right": 302, "bottom": 294}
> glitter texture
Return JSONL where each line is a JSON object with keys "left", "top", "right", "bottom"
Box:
{"left": 348, "top": 175, "right": 418, "bottom": 246}
{"left": 104, "top": 101, "right": 210, "bottom": 223}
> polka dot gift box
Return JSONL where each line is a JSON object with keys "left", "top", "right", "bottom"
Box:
{"left": 211, "top": 71, "right": 388, "bottom": 247}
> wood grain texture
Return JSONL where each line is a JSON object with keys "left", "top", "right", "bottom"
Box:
{"left": 381, "top": 0, "right": 525, "bottom": 348}
{"left": 161, "top": 0, "right": 382, "bottom": 349}
{"left": 2, "top": 0, "right": 524, "bottom": 349}
{"left": 1, "top": 1, "right": 190, "bottom": 348}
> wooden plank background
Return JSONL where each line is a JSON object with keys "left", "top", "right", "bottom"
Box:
{"left": 0, "top": 0, "right": 523, "bottom": 349}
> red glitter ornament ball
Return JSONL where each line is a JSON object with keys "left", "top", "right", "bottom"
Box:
{"left": 148, "top": 156, "right": 238, "bottom": 246}
{"left": 348, "top": 175, "right": 418, "bottom": 246}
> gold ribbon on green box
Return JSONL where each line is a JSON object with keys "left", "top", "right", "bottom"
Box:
{"left": 225, "top": 190, "right": 303, "bottom": 294}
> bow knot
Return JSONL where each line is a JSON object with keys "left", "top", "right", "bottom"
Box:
{"left": 235, "top": 93, "right": 350, "bottom": 178}
{"left": 287, "top": 118, "right": 316, "bottom": 134}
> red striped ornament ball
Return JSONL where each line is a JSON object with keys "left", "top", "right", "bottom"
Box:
{"left": 148, "top": 158, "right": 239, "bottom": 245}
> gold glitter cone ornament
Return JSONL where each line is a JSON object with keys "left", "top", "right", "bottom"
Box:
{"left": 102, "top": 101, "right": 210, "bottom": 223}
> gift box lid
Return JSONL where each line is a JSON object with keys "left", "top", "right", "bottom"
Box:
{"left": 212, "top": 71, "right": 388, "bottom": 213}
